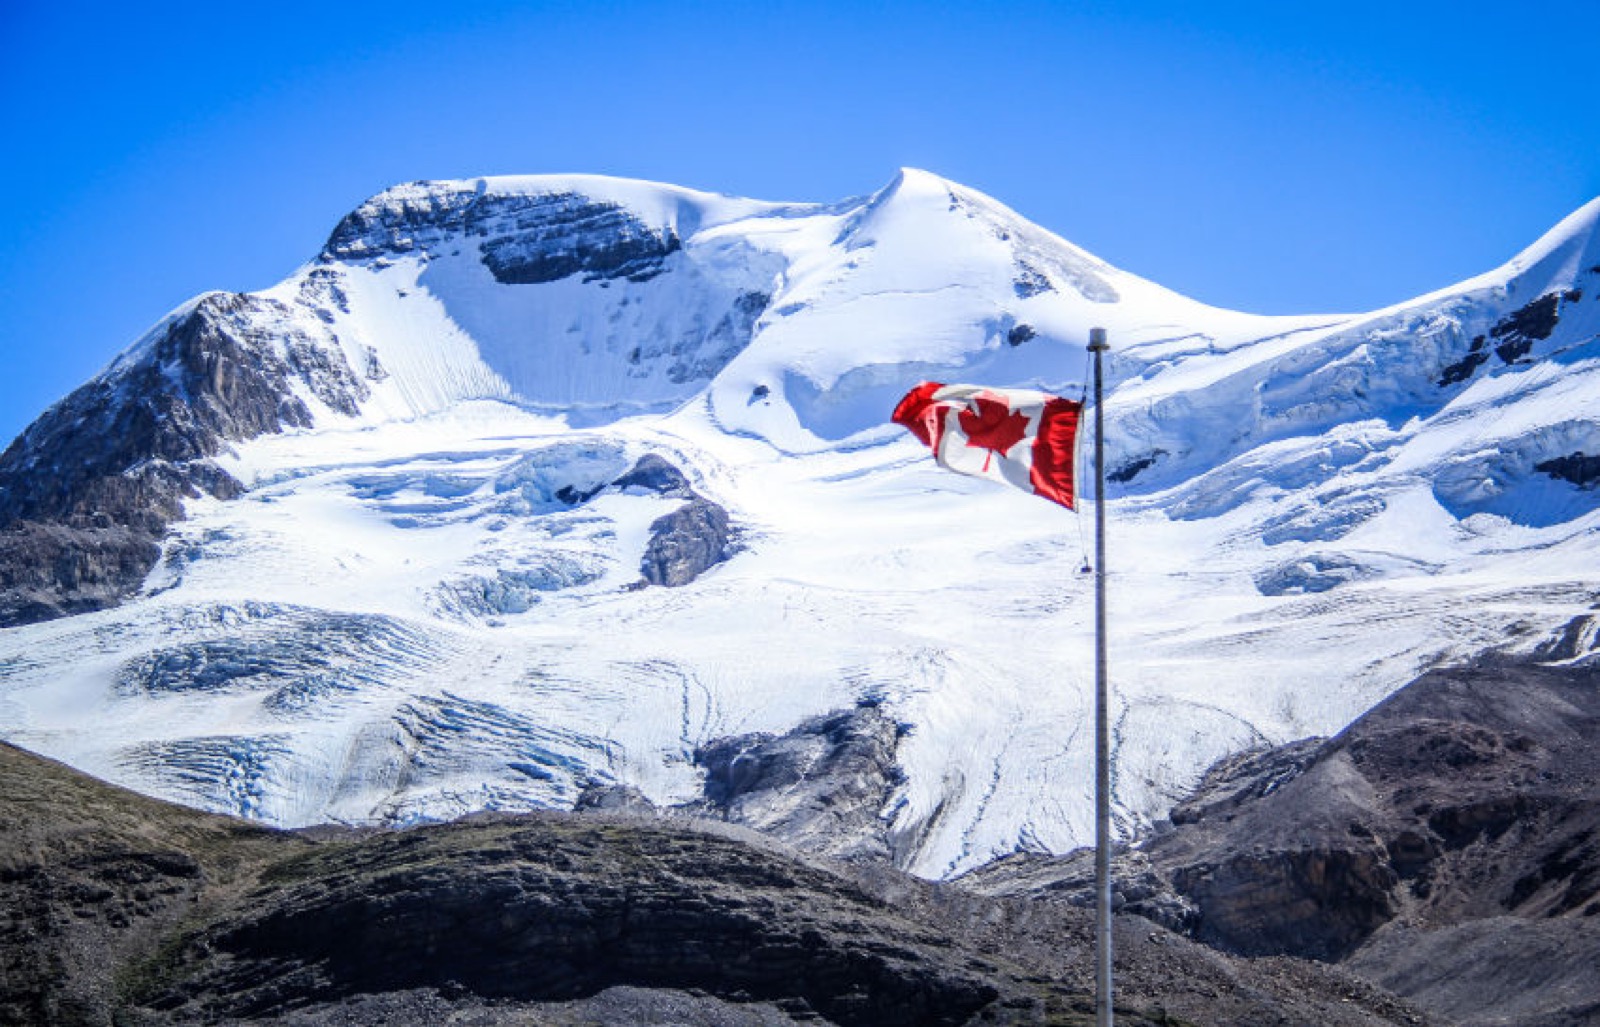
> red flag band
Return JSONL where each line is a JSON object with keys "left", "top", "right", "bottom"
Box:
{"left": 892, "top": 382, "right": 1082, "bottom": 509}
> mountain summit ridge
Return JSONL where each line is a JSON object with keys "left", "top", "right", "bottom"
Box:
{"left": 2, "top": 171, "right": 1599, "bottom": 879}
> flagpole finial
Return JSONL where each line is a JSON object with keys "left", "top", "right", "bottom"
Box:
{"left": 1088, "top": 326, "right": 1108, "bottom": 351}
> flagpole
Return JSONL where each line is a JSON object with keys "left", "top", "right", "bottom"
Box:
{"left": 1088, "top": 326, "right": 1113, "bottom": 1027}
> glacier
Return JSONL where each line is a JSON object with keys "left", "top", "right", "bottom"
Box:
{"left": 2, "top": 168, "right": 1599, "bottom": 878}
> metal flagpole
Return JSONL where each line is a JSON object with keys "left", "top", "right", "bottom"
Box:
{"left": 1088, "top": 326, "right": 1113, "bottom": 1027}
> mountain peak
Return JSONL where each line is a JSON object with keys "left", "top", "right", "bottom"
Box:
{"left": 4, "top": 171, "right": 1600, "bottom": 890}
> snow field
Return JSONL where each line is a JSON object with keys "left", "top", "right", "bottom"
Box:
{"left": 4, "top": 171, "right": 1600, "bottom": 877}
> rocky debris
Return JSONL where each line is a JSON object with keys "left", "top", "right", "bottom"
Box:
{"left": 1, "top": 738, "right": 1439, "bottom": 1027}
{"left": 1011, "top": 260, "right": 1052, "bottom": 298}
{"left": 687, "top": 702, "right": 906, "bottom": 865}
{"left": 323, "top": 184, "right": 682, "bottom": 285}
{"left": 1, "top": 846, "right": 207, "bottom": 1026}
{"left": 573, "top": 783, "right": 658, "bottom": 815}
{"left": 252, "top": 986, "right": 823, "bottom": 1026}
{"left": 1167, "top": 736, "right": 1326, "bottom": 826}
{"left": 1345, "top": 916, "right": 1600, "bottom": 1027}
{"left": 0, "top": 742, "right": 296, "bottom": 1027}
{"left": 1128, "top": 660, "right": 1598, "bottom": 969}
{"left": 0, "top": 292, "right": 366, "bottom": 627}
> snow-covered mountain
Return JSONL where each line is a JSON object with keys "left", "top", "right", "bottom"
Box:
{"left": 2, "top": 169, "right": 1598, "bottom": 878}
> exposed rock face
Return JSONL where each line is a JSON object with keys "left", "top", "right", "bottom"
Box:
{"left": 640, "top": 497, "right": 731, "bottom": 587}
{"left": 0, "top": 183, "right": 752, "bottom": 626}
{"left": 0, "top": 292, "right": 365, "bottom": 626}
{"left": 1437, "top": 333, "right": 1491, "bottom": 386}
{"left": 1170, "top": 842, "right": 1399, "bottom": 960}
{"left": 323, "top": 184, "right": 682, "bottom": 285}
{"left": 0, "top": 738, "right": 1441, "bottom": 1027}
{"left": 689, "top": 702, "right": 906, "bottom": 864}
{"left": 958, "top": 659, "right": 1600, "bottom": 1026}
{"left": 615, "top": 454, "right": 733, "bottom": 587}
{"left": 0, "top": 522, "right": 163, "bottom": 625}
{"left": 1150, "top": 660, "right": 1600, "bottom": 959}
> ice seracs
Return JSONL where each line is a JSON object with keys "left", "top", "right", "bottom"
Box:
{"left": 2, "top": 170, "right": 1599, "bottom": 878}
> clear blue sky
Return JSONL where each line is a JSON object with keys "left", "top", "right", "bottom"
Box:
{"left": 3, "top": 0, "right": 1598, "bottom": 446}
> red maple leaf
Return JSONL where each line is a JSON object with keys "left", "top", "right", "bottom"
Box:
{"left": 957, "top": 393, "right": 1030, "bottom": 470}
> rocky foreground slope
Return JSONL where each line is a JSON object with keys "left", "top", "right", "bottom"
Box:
{"left": 2, "top": 731, "right": 1438, "bottom": 1027}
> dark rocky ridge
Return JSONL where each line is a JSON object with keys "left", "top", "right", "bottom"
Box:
{"left": 0, "top": 293, "right": 368, "bottom": 627}
{"left": 0, "top": 739, "right": 1439, "bottom": 1027}
{"left": 139, "top": 817, "right": 1001, "bottom": 1026}
{"left": 960, "top": 658, "right": 1600, "bottom": 1027}
{"left": 323, "top": 184, "right": 682, "bottom": 285}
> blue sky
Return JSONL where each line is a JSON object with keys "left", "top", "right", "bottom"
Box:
{"left": 3, "top": 0, "right": 1598, "bottom": 445}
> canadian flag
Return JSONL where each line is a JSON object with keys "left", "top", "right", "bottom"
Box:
{"left": 891, "top": 382, "right": 1083, "bottom": 509}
